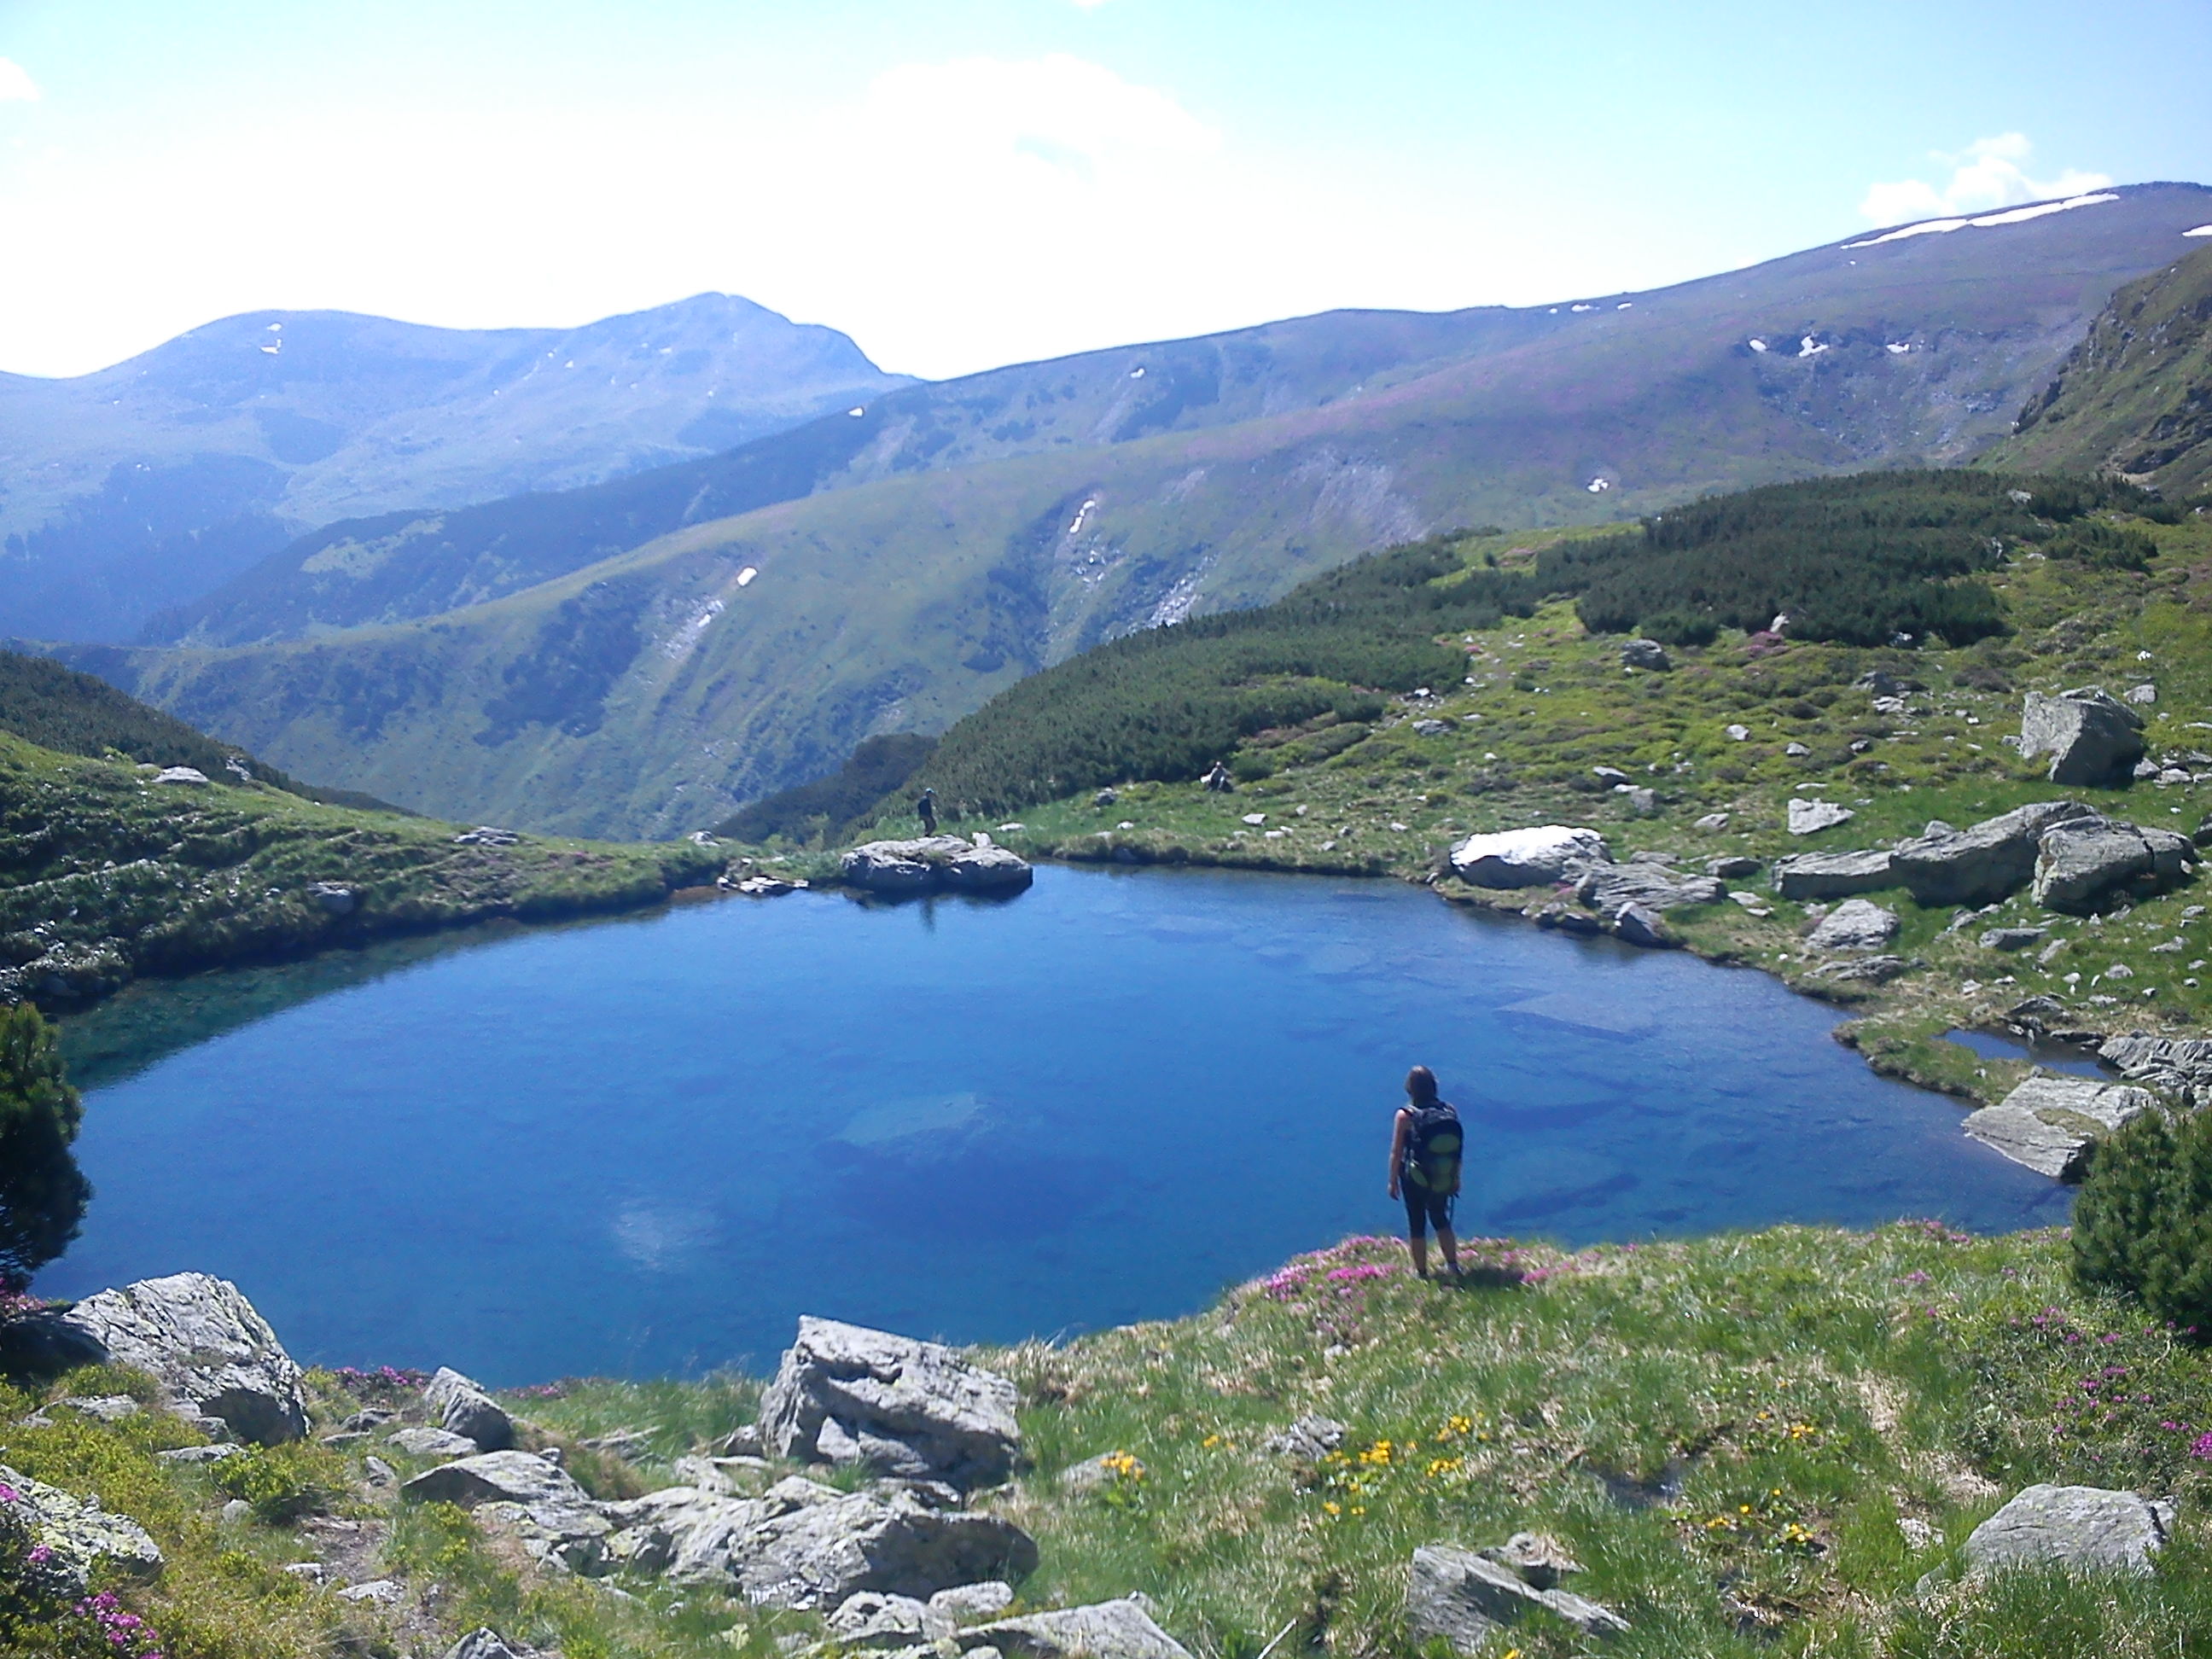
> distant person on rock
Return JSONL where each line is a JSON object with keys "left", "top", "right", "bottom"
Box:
{"left": 1388, "top": 1065, "right": 1463, "bottom": 1279}
{"left": 1202, "top": 760, "right": 1234, "bottom": 793}
{"left": 915, "top": 788, "right": 939, "bottom": 835}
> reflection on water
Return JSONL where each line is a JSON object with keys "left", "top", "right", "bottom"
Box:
{"left": 44, "top": 865, "right": 2067, "bottom": 1383}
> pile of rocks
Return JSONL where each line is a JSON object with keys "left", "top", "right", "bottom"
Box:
{"left": 1447, "top": 827, "right": 1736, "bottom": 949}
{"left": 841, "top": 837, "right": 1033, "bottom": 897}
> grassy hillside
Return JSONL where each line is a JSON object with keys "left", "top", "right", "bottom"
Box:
{"left": 70, "top": 187, "right": 2212, "bottom": 838}
{"left": 7, "top": 1224, "right": 2209, "bottom": 1658}
{"left": 1989, "top": 243, "right": 2212, "bottom": 497}
{"left": 0, "top": 725, "right": 719, "bottom": 1007}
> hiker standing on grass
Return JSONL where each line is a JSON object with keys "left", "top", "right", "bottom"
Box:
{"left": 1388, "top": 1065, "right": 1464, "bottom": 1279}
{"left": 915, "top": 788, "right": 939, "bottom": 835}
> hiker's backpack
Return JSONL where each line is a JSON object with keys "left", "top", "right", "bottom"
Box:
{"left": 1403, "top": 1102, "right": 1464, "bottom": 1192}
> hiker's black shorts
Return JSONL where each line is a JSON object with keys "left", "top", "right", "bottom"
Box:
{"left": 1403, "top": 1181, "right": 1455, "bottom": 1237}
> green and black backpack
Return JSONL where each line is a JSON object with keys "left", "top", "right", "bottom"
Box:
{"left": 1403, "top": 1101, "right": 1464, "bottom": 1192}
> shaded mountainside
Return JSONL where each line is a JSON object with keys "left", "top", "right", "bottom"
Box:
{"left": 1990, "top": 241, "right": 2212, "bottom": 496}
{"left": 0, "top": 294, "right": 907, "bottom": 643}
{"left": 63, "top": 184, "right": 2212, "bottom": 839}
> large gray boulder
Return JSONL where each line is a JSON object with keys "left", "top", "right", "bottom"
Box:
{"left": 424, "top": 1367, "right": 515, "bottom": 1452}
{"left": 1619, "top": 638, "right": 1671, "bottom": 672}
{"left": 0, "top": 1465, "right": 164, "bottom": 1592}
{"left": 842, "top": 839, "right": 1033, "bottom": 897}
{"left": 2032, "top": 818, "right": 2195, "bottom": 913}
{"left": 965, "top": 1598, "right": 1195, "bottom": 1659}
{"left": 759, "top": 1317, "right": 1022, "bottom": 1490}
{"left": 1448, "top": 826, "right": 1609, "bottom": 888}
{"left": 1786, "top": 798, "right": 1854, "bottom": 835}
{"left": 1807, "top": 899, "right": 1900, "bottom": 953}
{"left": 602, "top": 1476, "right": 1036, "bottom": 1609}
{"left": 401, "top": 1451, "right": 612, "bottom": 1575}
{"left": 1405, "top": 1545, "right": 1627, "bottom": 1652}
{"left": 1575, "top": 864, "right": 1722, "bottom": 914}
{"left": 2100, "top": 1033, "right": 2212, "bottom": 1106}
{"left": 1771, "top": 849, "right": 1895, "bottom": 901}
{"left": 1963, "top": 1074, "right": 2158, "bottom": 1179}
{"left": 59, "top": 1273, "right": 306, "bottom": 1445}
{"left": 1891, "top": 801, "right": 2098, "bottom": 906}
{"left": 1963, "top": 1484, "right": 2173, "bottom": 1575}
{"left": 2020, "top": 689, "right": 2145, "bottom": 787}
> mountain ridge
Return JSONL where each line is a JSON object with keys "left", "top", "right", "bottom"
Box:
{"left": 55, "top": 182, "right": 2212, "bottom": 838}
{"left": 0, "top": 293, "right": 909, "bottom": 643}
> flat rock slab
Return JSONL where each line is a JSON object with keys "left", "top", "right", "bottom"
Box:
{"left": 1965, "top": 1484, "right": 2173, "bottom": 1575}
{"left": 1807, "top": 899, "right": 1900, "bottom": 952}
{"left": 843, "top": 840, "right": 1033, "bottom": 896}
{"left": 760, "top": 1316, "right": 1022, "bottom": 1490}
{"left": 402, "top": 1450, "right": 594, "bottom": 1512}
{"left": 1772, "top": 849, "right": 1895, "bottom": 900}
{"left": 389, "top": 1426, "right": 487, "bottom": 1459}
{"left": 1406, "top": 1544, "right": 1627, "bottom": 1652}
{"left": 1965, "top": 1073, "right": 2158, "bottom": 1179}
{"left": 59, "top": 1272, "right": 306, "bottom": 1445}
{"left": 0, "top": 1464, "right": 164, "bottom": 1592}
{"left": 963, "top": 1598, "right": 1195, "bottom": 1659}
{"left": 1449, "top": 826, "right": 1609, "bottom": 888}
{"left": 1575, "top": 864, "right": 1722, "bottom": 914}
{"left": 1787, "top": 798, "right": 1854, "bottom": 835}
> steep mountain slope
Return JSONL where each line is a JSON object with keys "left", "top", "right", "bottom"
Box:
{"left": 0, "top": 294, "right": 906, "bottom": 643}
{"left": 1988, "top": 240, "right": 2212, "bottom": 495}
{"left": 67, "top": 183, "right": 2212, "bottom": 838}
{"left": 148, "top": 183, "right": 2212, "bottom": 658}
{"left": 147, "top": 306, "right": 1565, "bottom": 647}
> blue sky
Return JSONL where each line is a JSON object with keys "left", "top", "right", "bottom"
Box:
{"left": 2, "top": 0, "right": 2208, "bottom": 379}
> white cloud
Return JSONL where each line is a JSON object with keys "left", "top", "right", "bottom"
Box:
{"left": 0, "top": 58, "right": 40, "bottom": 102}
{"left": 1859, "top": 132, "right": 2111, "bottom": 226}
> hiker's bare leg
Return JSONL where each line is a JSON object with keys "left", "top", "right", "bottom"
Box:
{"left": 1437, "top": 1226, "right": 1460, "bottom": 1277}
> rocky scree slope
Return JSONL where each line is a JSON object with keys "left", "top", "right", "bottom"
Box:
{"left": 63, "top": 183, "right": 2212, "bottom": 837}
{"left": 1991, "top": 240, "right": 2212, "bottom": 497}
{"left": 0, "top": 293, "right": 908, "bottom": 644}
{"left": 9, "top": 1225, "right": 2212, "bottom": 1659}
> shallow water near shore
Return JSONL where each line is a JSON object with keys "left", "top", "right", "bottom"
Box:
{"left": 44, "top": 864, "right": 2064, "bottom": 1382}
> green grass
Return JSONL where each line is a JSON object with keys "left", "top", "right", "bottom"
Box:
{"left": 8, "top": 1225, "right": 2212, "bottom": 1656}
{"left": 0, "top": 728, "right": 721, "bottom": 1008}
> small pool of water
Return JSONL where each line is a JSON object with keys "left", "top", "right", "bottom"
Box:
{"left": 1941, "top": 1027, "right": 2112, "bottom": 1079}
{"left": 43, "top": 865, "right": 2065, "bottom": 1382}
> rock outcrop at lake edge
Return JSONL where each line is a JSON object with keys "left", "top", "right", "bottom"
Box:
{"left": 842, "top": 837, "right": 1033, "bottom": 896}
{"left": 57, "top": 1272, "right": 308, "bottom": 1445}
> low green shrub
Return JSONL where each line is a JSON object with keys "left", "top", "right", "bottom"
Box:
{"left": 2072, "top": 1108, "right": 2212, "bottom": 1330}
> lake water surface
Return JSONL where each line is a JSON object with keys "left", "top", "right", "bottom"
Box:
{"left": 43, "top": 865, "right": 2065, "bottom": 1382}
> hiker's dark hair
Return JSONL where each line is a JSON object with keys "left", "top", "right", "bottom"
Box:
{"left": 1405, "top": 1065, "right": 1439, "bottom": 1103}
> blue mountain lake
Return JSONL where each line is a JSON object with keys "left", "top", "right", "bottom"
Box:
{"left": 43, "top": 864, "right": 2065, "bottom": 1383}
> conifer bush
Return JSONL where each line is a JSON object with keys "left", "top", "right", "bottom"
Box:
{"left": 2071, "top": 1106, "right": 2212, "bottom": 1330}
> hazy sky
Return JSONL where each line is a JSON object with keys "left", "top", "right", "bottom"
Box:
{"left": 3, "top": 0, "right": 2208, "bottom": 381}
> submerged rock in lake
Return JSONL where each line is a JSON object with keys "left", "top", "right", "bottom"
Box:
{"left": 760, "top": 1316, "right": 1022, "bottom": 1489}
{"left": 59, "top": 1272, "right": 307, "bottom": 1445}
{"left": 842, "top": 838, "right": 1034, "bottom": 897}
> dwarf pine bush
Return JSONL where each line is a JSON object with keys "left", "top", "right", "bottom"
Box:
{"left": 2072, "top": 1107, "right": 2212, "bottom": 1330}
